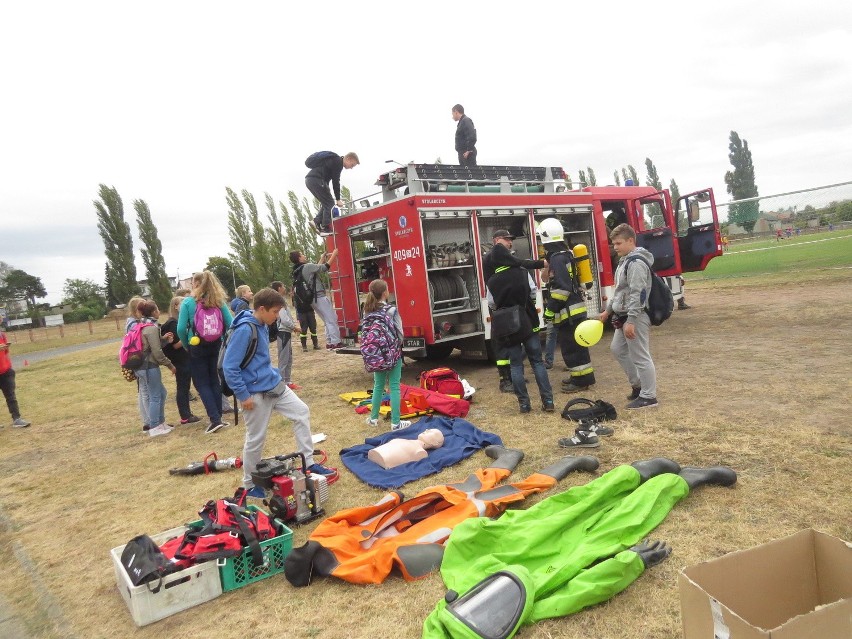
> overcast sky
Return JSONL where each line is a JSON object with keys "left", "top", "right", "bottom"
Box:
{"left": 2, "top": 1, "right": 850, "bottom": 304}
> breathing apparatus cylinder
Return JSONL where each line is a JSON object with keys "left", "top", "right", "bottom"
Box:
{"left": 572, "top": 243, "right": 593, "bottom": 289}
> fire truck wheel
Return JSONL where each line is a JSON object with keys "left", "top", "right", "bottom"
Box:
{"left": 424, "top": 343, "right": 454, "bottom": 360}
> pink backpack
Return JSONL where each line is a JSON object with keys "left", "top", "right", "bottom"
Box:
{"left": 194, "top": 303, "right": 224, "bottom": 342}
{"left": 119, "top": 323, "right": 147, "bottom": 369}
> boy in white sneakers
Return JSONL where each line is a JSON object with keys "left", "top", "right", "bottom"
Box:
{"left": 222, "top": 288, "right": 334, "bottom": 498}
{"left": 598, "top": 224, "right": 658, "bottom": 409}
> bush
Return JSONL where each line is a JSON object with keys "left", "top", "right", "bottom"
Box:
{"left": 65, "top": 304, "right": 105, "bottom": 323}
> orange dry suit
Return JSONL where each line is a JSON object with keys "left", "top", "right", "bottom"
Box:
{"left": 284, "top": 448, "right": 597, "bottom": 586}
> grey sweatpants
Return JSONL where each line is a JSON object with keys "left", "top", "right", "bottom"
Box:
{"left": 276, "top": 333, "right": 293, "bottom": 383}
{"left": 610, "top": 312, "right": 657, "bottom": 399}
{"left": 312, "top": 295, "right": 341, "bottom": 345}
{"left": 241, "top": 383, "right": 315, "bottom": 488}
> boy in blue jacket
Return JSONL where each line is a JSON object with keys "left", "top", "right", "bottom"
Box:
{"left": 222, "top": 288, "right": 334, "bottom": 497}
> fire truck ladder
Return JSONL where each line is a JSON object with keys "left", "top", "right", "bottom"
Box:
{"left": 377, "top": 164, "right": 566, "bottom": 201}
{"left": 323, "top": 207, "right": 354, "bottom": 344}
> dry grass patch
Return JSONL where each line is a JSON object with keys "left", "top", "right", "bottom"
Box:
{"left": 0, "top": 270, "right": 850, "bottom": 639}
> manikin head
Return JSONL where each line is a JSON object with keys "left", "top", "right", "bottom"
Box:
{"left": 418, "top": 429, "right": 445, "bottom": 449}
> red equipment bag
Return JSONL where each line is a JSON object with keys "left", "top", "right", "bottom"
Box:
{"left": 400, "top": 383, "right": 469, "bottom": 418}
{"left": 419, "top": 367, "right": 464, "bottom": 398}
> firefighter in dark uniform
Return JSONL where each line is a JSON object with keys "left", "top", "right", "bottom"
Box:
{"left": 482, "top": 229, "right": 545, "bottom": 393}
{"left": 538, "top": 218, "right": 596, "bottom": 393}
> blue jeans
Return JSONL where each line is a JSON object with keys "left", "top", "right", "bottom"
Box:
{"left": 544, "top": 325, "right": 558, "bottom": 366}
{"left": 189, "top": 341, "right": 223, "bottom": 423}
{"left": 136, "top": 367, "right": 167, "bottom": 428}
{"left": 505, "top": 332, "right": 553, "bottom": 408}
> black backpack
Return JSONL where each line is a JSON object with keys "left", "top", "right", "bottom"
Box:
{"left": 293, "top": 265, "right": 317, "bottom": 308}
{"left": 119, "top": 534, "right": 176, "bottom": 593}
{"left": 625, "top": 256, "right": 674, "bottom": 326}
{"left": 305, "top": 151, "right": 336, "bottom": 169}
{"left": 561, "top": 398, "right": 618, "bottom": 422}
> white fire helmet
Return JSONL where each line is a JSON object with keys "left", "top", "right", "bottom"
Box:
{"left": 537, "top": 218, "right": 565, "bottom": 243}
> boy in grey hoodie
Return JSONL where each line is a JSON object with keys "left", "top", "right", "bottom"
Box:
{"left": 598, "top": 224, "right": 658, "bottom": 409}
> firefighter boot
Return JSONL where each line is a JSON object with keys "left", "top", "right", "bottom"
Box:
{"left": 301, "top": 336, "right": 308, "bottom": 352}
{"left": 498, "top": 365, "right": 514, "bottom": 393}
{"left": 538, "top": 455, "right": 599, "bottom": 481}
{"left": 631, "top": 457, "right": 682, "bottom": 483}
{"left": 678, "top": 466, "right": 737, "bottom": 489}
{"left": 484, "top": 445, "right": 525, "bottom": 472}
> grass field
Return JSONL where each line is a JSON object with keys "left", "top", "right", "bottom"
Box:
{"left": 688, "top": 228, "right": 852, "bottom": 280}
{"left": 1, "top": 266, "right": 850, "bottom": 639}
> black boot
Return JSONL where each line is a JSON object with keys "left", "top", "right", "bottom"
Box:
{"left": 679, "top": 466, "right": 737, "bottom": 489}
{"left": 301, "top": 337, "right": 308, "bottom": 352}
{"left": 484, "top": 445, "right": 525, "bottom": 472}
{"left": 538, "top": 455, "right": 599, "bottom": 480}
{"left": 498, "top": 365, "right": 514, "bottom": 393}
{"left": 631, "top": 458, "right": 681, "bottom": 482}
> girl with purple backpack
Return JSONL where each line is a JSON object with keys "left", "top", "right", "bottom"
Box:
{"left": 177, "top": 271, "right": 233, "bottom": 434}
{"left": 362, "top": 280, "right": 410, "bottom": 432}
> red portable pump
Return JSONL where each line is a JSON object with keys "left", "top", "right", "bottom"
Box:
{"left": 250, "top": 452, "right": 334, "bottom": 525}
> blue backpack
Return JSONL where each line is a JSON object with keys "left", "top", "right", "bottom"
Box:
{"left": 360, "top": 307, "right": 402, "bottom": 373}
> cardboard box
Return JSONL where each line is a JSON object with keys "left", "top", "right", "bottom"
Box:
{"left": 679, "top": 529, "right": 852, "bottom": 638}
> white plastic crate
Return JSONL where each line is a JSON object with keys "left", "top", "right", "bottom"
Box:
{"left": 110, "top": 524, "right": 222, "bottom": 627}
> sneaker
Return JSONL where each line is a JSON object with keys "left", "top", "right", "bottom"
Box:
{"left": 544, "top": 361, "right": 553, "bottom": 370}
{"left": 318, "top": 225, "right": 332, "bottom": 235}
{"left": 365, "top": 417, "right": 379, "bottom": 427}
{"left": 561, "top": 382, "right": 592, "bottom": 394}
{"left": 326, "top": 342, "right": 344, "bottom": 350}
{"left": 499, "top": 379, "right": 514, "bottom": 393}
{"left": 519, "top": 404, "right": 532, "bottom": 414}
{"left": 626, "top": 396, "right": 658, "bottom": 410}
{"left": 147, "top": 423, "right": 172, "bottom": 437}
{"left": 204, "top": 420, "right": 229, "bottom": 434}
{"left": 542, "top": 401, "right": 555, "bottom": 413}
{"left": 578, "top": 419, "right": 614, "bottom": 437}
{"left": 307, "top": 463, "right": 336, "bottom": 476}
{"left": 180, "top": 415, "right": 201, "bottom": 424}
{"left": 310, "top": 219, "right": 322, "bottom": 234}
{"left": 287, "top": 382, "right": 303, "bottom": 390}
{"left": 189, "top": 394, "right": 199, "bottom": 402}
{"left": 246, "top": 486, "right": 266, "bottom": 499}
{"left": 558, "top": 430, "right": 600, "bottom": 448}
{"left": 12, "top": 417, "right": 31, "bottom": 428}
{"left": 391, "top": 420, "right": 412, "bottom": 431}
{"left": 678, "top": 300, "right": 691, "bottom": 310}
{"left": 627, "top": 387, "right": 641, "bottom": 401}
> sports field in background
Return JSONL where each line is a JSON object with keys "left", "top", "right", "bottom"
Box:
{"left": 687, "top": 228, "right": 852, "bottom": 280}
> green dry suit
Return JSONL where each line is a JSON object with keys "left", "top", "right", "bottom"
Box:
{"left": 422, "top": 465, "right": 690, "bottom": 638}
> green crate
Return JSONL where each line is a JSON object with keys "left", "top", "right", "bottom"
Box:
{"left": 218, "top": 510, "right": 293, "bottom": 592}
{"left": 185, "top": 505, "right": 293, "bottom": 593}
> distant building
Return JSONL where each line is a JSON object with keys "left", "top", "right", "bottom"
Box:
{"left": 137, "top": 276, "right": 180, "bottom": 298}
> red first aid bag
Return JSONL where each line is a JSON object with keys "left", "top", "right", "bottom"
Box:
{"left": 419, "top": 367, "right": 464, "bottom": 398}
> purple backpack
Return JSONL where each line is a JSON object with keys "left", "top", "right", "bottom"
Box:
{"left": 194, "top": 303, "right": 224, "bottom": 342}
{"left": 359, "top": 307, "right": 402, "bottom": 373}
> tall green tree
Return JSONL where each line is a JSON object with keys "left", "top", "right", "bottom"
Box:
{"left": 578, "top": 170, "right": 588, "bottom": 188}
{"left": 134, "top": 199, "right": 173, "bottom": 310}
{"left": 204, "top": 256, "right": 243, "bottom": 295}
{"left": 627, "top": 164, "right": 639, "bottom": 186}
{"left": 95, "top": 184, "right": 140, "bottom": 306}
{"left": 621, "top": 168, "right": 629, "bottom": 184}
{"left": 0, "top": 269, "right": 47, "bottom": 309}
{"left": 669, "top": 179, "right": 686, "bottom": 232}
{"left": 644, "top": 158, "right": 663, "bottom": 191}
{"left": 586, "top": 167, "right": 597, "bottom": 187}
{"left": 613, "top": 171, "right": 621, "bottom": 186}
{"left": 62, "top": 278, "right": 107, "bottom": 320}
{"left": 724, "top": 131, "right": 760, "bottom": 233}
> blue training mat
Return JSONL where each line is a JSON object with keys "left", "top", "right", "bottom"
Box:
{"left": 339, "top": 416, "right": 503, "bottom": 489}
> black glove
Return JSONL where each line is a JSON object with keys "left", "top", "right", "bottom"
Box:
{"left": 630, "top": 539, "right": 671, "bottom": 568}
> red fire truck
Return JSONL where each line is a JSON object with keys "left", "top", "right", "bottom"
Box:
{"left": 325, "top": 163, "right": 721, "bottom": 360}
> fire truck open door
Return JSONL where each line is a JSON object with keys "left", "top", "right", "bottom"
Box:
{"left": 675, "top": 189, "right": 722, "bottom": 272}
{"left": 631, "top": 193, "right": 679, "bottom": 275}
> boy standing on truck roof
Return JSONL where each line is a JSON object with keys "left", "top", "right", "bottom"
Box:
{"left": 304, "top": 151, "right": 360, "bottom": 234}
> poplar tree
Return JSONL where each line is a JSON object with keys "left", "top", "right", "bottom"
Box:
{"left": 578, "top": 170, "right": 588, "bottom": 188}
{"left": 613, "top": 171, "right": 621, "bottom": 186}
{"left": 645, "top": 158, "right": 663, "bottom": 191}
{"left": 627, "top": 165, "right": 639, "bottom": 186}
{"left": 134, "top": 199, "right": 173, "bottom": 310}
{"left": 94, "top": 184, "right": 139, "bottom": 307}
{"left": 724, "top": 130, "right": 760, "bottom": 233}
{"left": 586, "top": 167, "right": 597, "bottom": 187}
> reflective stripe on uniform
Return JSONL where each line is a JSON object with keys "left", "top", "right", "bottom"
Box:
{"left": 568, "top": 302, "right": 587, "bottom": 316}
{"left": 552, "top": 308, "right": 569, "bottom": 325}
{"left": 550, "top": 289, "right": 569, "bottom": 301}
{"left": 569, "top": 364, "right": 595, "bottom": 377}
{"left": 496, "top": 359, "right": 511, "bottom": 367}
